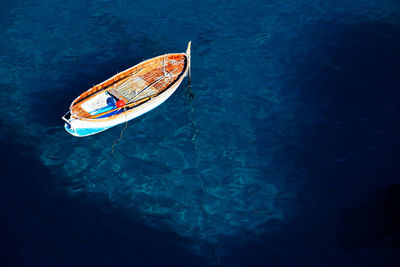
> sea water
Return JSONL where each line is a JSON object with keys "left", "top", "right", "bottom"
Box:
{"left": 1, "top": 0, "right": 400, "bottom": 266}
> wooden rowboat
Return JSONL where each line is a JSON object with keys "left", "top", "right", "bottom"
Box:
{"left": 62, "top": 41, "right": 191, "bottom": 137}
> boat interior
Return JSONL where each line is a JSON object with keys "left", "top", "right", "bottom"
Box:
{"left": 70, "top": 54, "right": 187, "bottom": 119}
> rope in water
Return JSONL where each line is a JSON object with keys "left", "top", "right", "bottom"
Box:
{"left": 185, "top": 76, "right": 221, "bottom": 265}
{"left": 111, "top": 108, "right": 128, "bottom": 154}
{"left": 185, "top": 77, "right": 208, "bottom": 218}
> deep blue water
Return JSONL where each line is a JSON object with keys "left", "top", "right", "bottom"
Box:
{"left": 1, "top": 0, "right": 400, "bottom": 266}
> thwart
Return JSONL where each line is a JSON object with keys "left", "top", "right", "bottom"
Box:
{"left": 62, "top": 41, "right": 191, "bottom": 137}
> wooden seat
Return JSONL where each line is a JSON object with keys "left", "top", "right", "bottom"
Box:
{"left": 109, "top": 75, "right": 159, "bottom": 103}
{"left": 107, "top": 88, "right": 129, "bottom": 103}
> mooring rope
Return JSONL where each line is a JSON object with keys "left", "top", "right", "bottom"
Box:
{"left": 184, "top": 77, "right": 209, "bottom": 219}
{"left": 185, "top": 78, "right": 221, "bottom": 265}
{"left": 111, "top": 108, "right": 128, "bottom": 154}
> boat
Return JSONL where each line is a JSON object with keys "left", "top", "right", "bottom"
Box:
{"left": 62, "top": 41, "right": 191, "bottom": 137}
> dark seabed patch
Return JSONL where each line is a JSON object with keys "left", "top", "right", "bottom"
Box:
{"left": 338, "top": 184, "right": 400, "bottom": 250}
{"left": 0, "top": 121, "right": 208, "bottom": 267}
{"left": 294, "top": 20, "right": 400, "bottom": 207}
{"left": 202, "top": 20, "right": 400, "bottom": 267}
{"left": 287, "top": 21, "right": 400, "bottom": 265}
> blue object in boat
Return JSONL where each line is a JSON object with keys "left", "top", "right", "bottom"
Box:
{"left": 90, "top": 96, "right": 117, "bottom": 115}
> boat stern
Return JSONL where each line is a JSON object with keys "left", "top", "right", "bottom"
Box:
{"left": 62, "top": 110, "right": 110, "bottom": 137}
